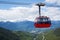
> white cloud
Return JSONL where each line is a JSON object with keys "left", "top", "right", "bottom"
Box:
{"left": 0, "top": 3, "right": 60, "bottom": 22}
{"left": 45, "top": 0, "right": 60, "bottom": 5}
{"left": 43, "top": 0, "right": 60, "bottom": 20}
{"left": 41, "top": 6, "right": 60, "bottom": 20}
{"left": 45, "top": 0, "right": 57, "bottom": 3}
{"left": 0, "top": 6, "right": 38, "bottom": 22}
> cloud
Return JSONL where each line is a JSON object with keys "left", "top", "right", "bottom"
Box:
{"left": 40, "top": 0, "right": 60, "bottom": 20}
{"left": 0, "top": 6, "right": 38, "bottom": 22}
{"left": 45, "top": 0, "right": 60, "bottom": 5}
{"left": 45, "top": 0, "right": 57, "bottom": 3}
{"left": 0, "top": 2, "right": 60, "bottom": 22}
{"left": 41, "top": 6, "right": 60, "bottom": 20}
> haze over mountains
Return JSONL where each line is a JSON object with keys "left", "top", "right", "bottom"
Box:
{"left": 0, "top": 21, "right": 60, "bottom": 33}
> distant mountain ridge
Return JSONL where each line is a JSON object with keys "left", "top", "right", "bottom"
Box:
{"left": 0, "top": 21, "right": 60, "bottom": 32}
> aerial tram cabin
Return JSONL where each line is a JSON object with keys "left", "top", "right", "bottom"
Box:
{"left": 34, "top": 16, "right": 51, "bottom": 28}
{"left": 34, "top": 3, "right": 51, "bottom": 28}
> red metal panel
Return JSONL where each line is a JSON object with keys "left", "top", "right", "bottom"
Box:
{"left": 34, "top": 23, "right": 51, "bottom": 28}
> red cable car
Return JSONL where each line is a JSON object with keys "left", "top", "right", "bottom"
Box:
{"left": 34, "top": 3, "right": 51, "bottom": 28}
{"left": 34, "top": 16, "right": 51, "bottom": 28}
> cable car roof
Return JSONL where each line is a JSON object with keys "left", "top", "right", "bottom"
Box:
{"left": 36, "top": 16, "right": 49, "bottom": 19}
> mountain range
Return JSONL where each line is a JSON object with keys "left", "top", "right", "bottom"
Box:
{"left": 0, "top": 21, "right": 60, "bottom": 33}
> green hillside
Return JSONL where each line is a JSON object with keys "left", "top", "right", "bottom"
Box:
{"left": 36, "top": 28, "right": 60, "bottom": 40}
{"left": 0, "top": 27, "right": 60, "bottom": 40}
{"left": 0, "top": 27, "right": 20, "bottom": 40}
{"left": 14, "top": 31, "right": 33, "bottom": 40}
{"left": 45, "top": 28, "right": 60, "bottom": 40}
{"left": 0, "top": 27, "right": 33, "bottom": 40}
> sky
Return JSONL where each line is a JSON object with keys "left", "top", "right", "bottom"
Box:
{"left": 0, "top": 0, "right": 60, "bottom": 22}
